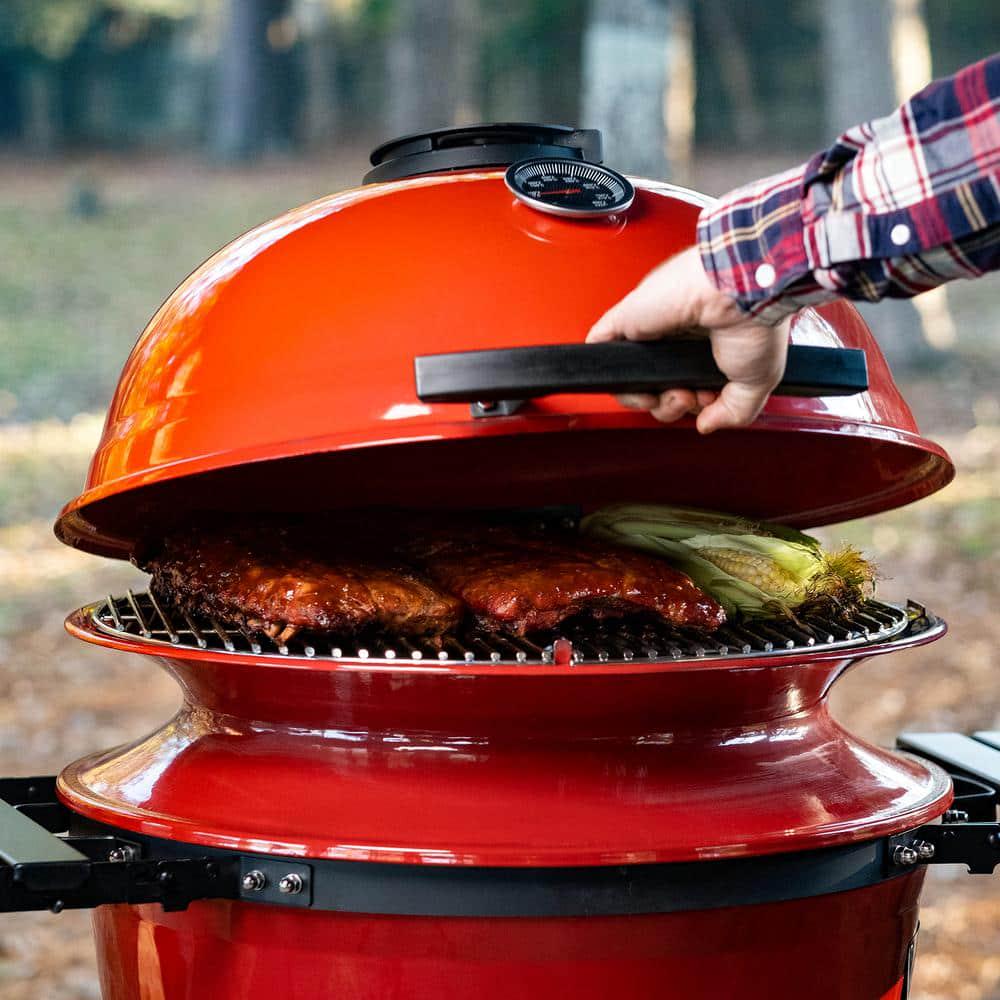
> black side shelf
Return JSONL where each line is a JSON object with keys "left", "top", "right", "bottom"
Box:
{"left": 890, "top": 733, "right": 1000, "bottom": 875}
{"left": 0, "top": 777, "right": 238, "bottom": 913}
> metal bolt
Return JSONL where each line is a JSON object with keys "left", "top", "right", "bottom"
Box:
{"left": 108, "top": 845, "right": 138, "bottom": 863}
{"left": 893, "top": 845, "right": 920, "bottom": 866}
{"left": 942, "top": 809, "right": 969, "bottom": 824}
{"left": 914, "top": 840, "right": 936, "bottom": 861}
{"left": 278, "top": 873, "right": 304, "bottom": 895}
{"left": 241, "top": 870, "right": 267, "bottom": 892}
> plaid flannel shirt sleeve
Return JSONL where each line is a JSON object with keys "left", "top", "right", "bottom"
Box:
{"left": 696, "top": 53, "right": 1000, "bottom": 324}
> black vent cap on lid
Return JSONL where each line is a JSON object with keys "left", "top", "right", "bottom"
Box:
{"left": 363, "top": 123, "right": 602, "bottom": 184}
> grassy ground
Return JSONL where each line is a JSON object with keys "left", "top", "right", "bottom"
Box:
{"left": 0, "top": 150, "right": 998, "bottom": 998}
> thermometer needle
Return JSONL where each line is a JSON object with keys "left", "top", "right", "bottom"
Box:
{"left": 541, "top": 187, "right": 582, "bottom": 197}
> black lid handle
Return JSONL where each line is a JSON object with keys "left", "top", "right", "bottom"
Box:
{"left": 414, "top": 341, "right": 869, "bottom": 404}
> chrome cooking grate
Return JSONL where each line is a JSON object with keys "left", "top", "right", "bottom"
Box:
{"left": 89, "top": 591, "right": 919, "bottom": 665}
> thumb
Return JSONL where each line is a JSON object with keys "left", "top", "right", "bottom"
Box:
{"left": 695, "top": 378, "right": 775, "bottom": 434}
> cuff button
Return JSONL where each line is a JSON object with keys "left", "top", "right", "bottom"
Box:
{"left": 754, "top": 263, "right": 776, "bottom": 288}
{"left": 891, "top": 223, "right": 911, "bottom": 246}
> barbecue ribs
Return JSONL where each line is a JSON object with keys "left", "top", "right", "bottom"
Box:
{"left": 142, "top": 515, "right": 725, "bottom": 643}
{"left": 144, "top": 521, "right": 463, "bottom": 643}
{"left": 403, "top": 525, "right": 726, "bottom": 635}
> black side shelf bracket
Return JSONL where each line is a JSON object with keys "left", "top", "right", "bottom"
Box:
{"left": 890, "top": 732, "right": 1000, "bottom": 875}
{"left": 0, "top": 777, "right": 239, "bottom": 913}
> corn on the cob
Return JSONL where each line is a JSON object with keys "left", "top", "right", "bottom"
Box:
{"left": 696, "top": 547, "right": 799, "bottom": 592}
{"left": 580, "top": 503, "right": 876, "bottom": 619}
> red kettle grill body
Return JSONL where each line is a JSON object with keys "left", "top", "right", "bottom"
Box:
{"left": 50, "top": 124, "right": 955, "bottom": 1000}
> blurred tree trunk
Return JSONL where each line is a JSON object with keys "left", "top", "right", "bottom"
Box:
{"left": 821, "top": 0, "right": 938, "bottom": 371}
{"left": 21, "top": 63, "right": 60, "bottom": 154}
{"left": 889, "top": 0, "right": 957, "bottom": 353}
{"left": 700, "top": 0, "right": 762, "bottom": 147}
{"left": 582, "top": 0, "right": 689, "bottom": 179}
{"left": 663, "top": 0, "right": 694, "bottom": 185}
{"left": 212, "top": 0, "right": 289, "bottom": 160}
{"left": 296, "top": 0, "right": 338, "bottom": 148}
{"left": 164, "top": 20, "right": 207, "bottom": 147}
{"left": 385, "top": 0, "right": 457, "bottom": 136}
{"left": 822, "top": 0, "right": 896, "bottom": 135}
{"left": 451, "top": 0, "right": 483, "bottom": 124}
{"left": 481, "top": 0, "right": 542, "bottom": 123}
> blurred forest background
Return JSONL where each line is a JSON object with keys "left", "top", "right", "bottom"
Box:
{"left": 0, "top": 2, "right": 998, "bottom": 998}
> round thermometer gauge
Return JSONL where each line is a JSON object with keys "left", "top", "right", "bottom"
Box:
{"left": 505, "top": 158, "right": 635, "bottom": 218}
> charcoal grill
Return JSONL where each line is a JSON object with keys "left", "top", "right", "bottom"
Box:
{"left": 1, "top": 123, "right": 992, "bottom": 1000}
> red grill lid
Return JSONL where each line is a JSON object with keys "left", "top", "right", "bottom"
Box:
{"left": 55, "top": 170, "right": 953, "bottom": 560}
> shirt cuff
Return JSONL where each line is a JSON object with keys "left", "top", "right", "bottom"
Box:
{"left": 696, "top": 163, "right": 828, "bottom": 324}
{"left": 803, "top": 171, "right": 1000, "bottom": 271}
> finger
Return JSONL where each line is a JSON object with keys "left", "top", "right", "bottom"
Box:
{"left": 616, "top": 392, "right": 660, "bottom": 410}
{"left": 695, "top": 390, "right": 718, "bottom": 409}
{"left": 587, "top": 250, "right": 705, "bottom": 344}
{"left": 586, "top": 304, "right": 626, "bottom": 343}
{"left": 649, "top": 389, "right": 698, "bottom": 424}
{"left": 696, "top": 380, "right": 774, "bottom": 434}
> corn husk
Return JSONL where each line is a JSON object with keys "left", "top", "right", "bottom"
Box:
{"left": 581, "top": 503, "right": 876, "bottom": 619}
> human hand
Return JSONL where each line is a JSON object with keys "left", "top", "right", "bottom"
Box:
{"left": 586, "top": 247, "right": 790, "bottom": 434}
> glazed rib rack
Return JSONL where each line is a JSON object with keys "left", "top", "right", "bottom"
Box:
{"left": 92, "top": 590, "right": 917, "bottom": 665}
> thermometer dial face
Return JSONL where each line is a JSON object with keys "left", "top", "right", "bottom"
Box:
{"left": 505, "top": 158, "right": 635, "bottom": 218}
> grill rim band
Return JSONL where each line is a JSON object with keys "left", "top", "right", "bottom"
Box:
{"left": 70, "top": 816, "right": 922, "bottom": 917}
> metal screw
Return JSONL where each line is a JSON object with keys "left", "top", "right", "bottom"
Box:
{"left": 893, "top": 845, "right": 920, "bottom": 866}
{"left": 278, "top": 873, "right": 304, "bottom": 895}
{"left": 108, "top": 845, "right": 138, "bottom": 863}
{"left": 942, "top": 809, "right": 969, "bottom": 824}
{"left": 913, "top": 840, "right": 936, "bottom": 861}
{"left": 241, "top": 870, "right": 267, "bottom": 892}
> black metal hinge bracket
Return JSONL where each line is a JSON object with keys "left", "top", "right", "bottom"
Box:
{"left": 470, "top": 399, "right": 527, "bottom": 418}
{"left": 889, "top": 731, "right": 1000, "bottom": 876}
{"left": 888, "top": 822, "right": 1000, "bottom": 875}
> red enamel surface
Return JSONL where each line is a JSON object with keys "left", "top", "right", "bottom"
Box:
{"left": 92, "top": 872, "right": 922, "bottom": 1000}
{"left": 60, "top": 608, "right": 950, "bottom": 865}
{"left": 54, "top": 172, "right": 953, "bottom": 560}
